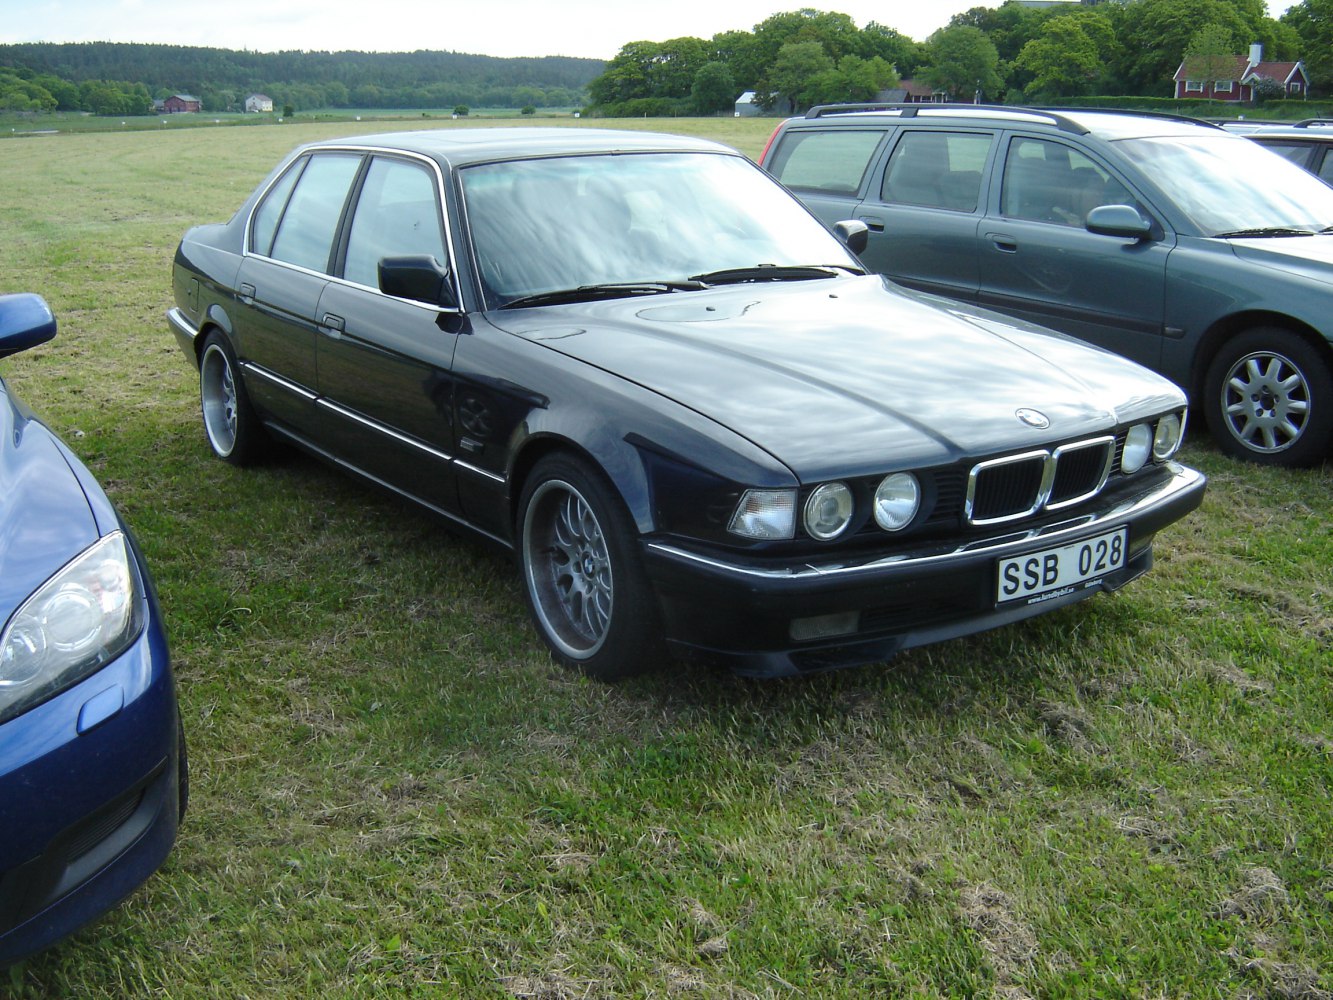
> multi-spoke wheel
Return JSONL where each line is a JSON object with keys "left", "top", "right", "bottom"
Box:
{"left": 199, "top": 332, "right": 265, "bottom": 465}
{"left": 518, "top": 455, "right": 664, "bottom": 678}
{"left": 1205, "top": 328, "right": 1332, "bottom": 467}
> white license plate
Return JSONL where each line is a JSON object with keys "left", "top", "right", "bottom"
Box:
{"left": 996, "top": 528, "right": 1127, "bottom": 605}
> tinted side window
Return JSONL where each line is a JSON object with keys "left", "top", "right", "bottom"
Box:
{"left": 768, "top": 129, "right": 886, "bottom": 194}
{"left": 1001, "top": 137, "right": 1134, "bottom": 226}
{"left": 250, "top": 160, "right": 304, "bottom": 256}
{"left": 1256, "top": 141, "right": 1315, "bottom": 168}
{"left": 881, "top": 131, "right": 992, "bottom": 211}
{"left": 269, "top": 153, "right": 363, "bottom": 273}
{"left": 343, "top": 157, "right": 446, "bottom": 289}
{"left": 1319, "top": 151, "right": 1333, "bottom": 184}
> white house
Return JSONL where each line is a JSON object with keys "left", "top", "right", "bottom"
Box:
{"left": 245, "top": 94, "right": 274, "bottom": 113}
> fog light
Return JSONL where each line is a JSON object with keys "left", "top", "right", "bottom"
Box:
{"left": 873, "top": 472, "right": 920, "bottom": 531}
{"left": 790, "top": 611, "right": 860, "bottom": 641}
{"left": 1153, "top": 412, "right": 1184, "bottom": 460}
{"left": 728, "top": 489, "right": 797, "bottom": 540}
{"left": 1121, "top": 423, "right": 1152, "bottom": 474}
{"left": 803, "top": 482, "right": 854, "bottom": 540}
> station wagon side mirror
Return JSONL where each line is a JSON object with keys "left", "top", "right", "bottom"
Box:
{"left": 833, "top": 220, "right": 870, "bottom": 255}
{"left": 0, "top": 293, "right": 57, "bottom": 360}
{"left": 1086, "top": 205, "right": 1153, "bottom": 242}
{"left": 378, "top": 255, "right": 459, "bottom": 310}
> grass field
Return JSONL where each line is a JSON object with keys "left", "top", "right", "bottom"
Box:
{"left": 2, "top": 118, "right": 1330, "bottom": 998}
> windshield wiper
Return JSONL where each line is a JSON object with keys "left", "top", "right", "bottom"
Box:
{"left": 501, "top": 280, "right": 706, "bottom": 309}
{"left": 1212, "top": 227, "right": 1316, "bottom": 238}
{"left": 688, "top": 264, "right": 855, "bottom": 285}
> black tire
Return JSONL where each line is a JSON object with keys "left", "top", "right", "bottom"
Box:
{"left": 517, "top": 454, "right": 666, "bottom": 679}
{"left": 1204, "top": 327, "right": 1333, "bottom": 467}
{"left": 199, "top": 332, "right": 266, "bottom": 465}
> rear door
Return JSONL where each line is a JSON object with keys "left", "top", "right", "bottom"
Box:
{"left": 236, "top": 151, "right": 363, "bottom": 432}
{"left": 852, "top": 128, "right": 996, "bottom": 301}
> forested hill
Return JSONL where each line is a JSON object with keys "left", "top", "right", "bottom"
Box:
{"left": 0, "top": 41, "right": 603, "bottom": 109}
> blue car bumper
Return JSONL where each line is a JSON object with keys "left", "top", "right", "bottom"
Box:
{"left": 0, "top": 600, "right": 182, "bottom": 967}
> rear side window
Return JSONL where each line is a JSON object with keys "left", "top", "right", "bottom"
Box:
{"left": 343, "top": 156, "right": 446, "bottom": 289}
{"left": 881, "top": 131, "right": 993, "bottom": 211}
{"left": 1255, "top": 141, "right": 1314, "bottom": 170}
{"left": 767, "top": 129, "right": 886, "bottom": 194}
{"left": 267, "top": 153, "right": 363, "bottom": 273}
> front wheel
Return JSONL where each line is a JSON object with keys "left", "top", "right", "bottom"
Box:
{"left": 199, "top": 332, "right": 266, "bottom": 465}
{"left": 1204, "top": 328, "right": 1332, "bottom": 467}
{"left": 517, "top": 455, "right": 665, "bottom": 679}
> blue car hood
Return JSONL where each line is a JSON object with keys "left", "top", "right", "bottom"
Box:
{"left": 0, "top": 381, "right": 99, "bottom": 621}
{"left": 493, "top": 275, "right": 1186, "bottom": 479}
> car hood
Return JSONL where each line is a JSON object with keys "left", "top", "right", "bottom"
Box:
{"left": 491, "top": 275, "right": 1185, "bottom": 480}
{"left": 0, "top": 383, "right": 99, "bottom": 621}
{"left": 1227, "top": 234, "right": 1333, "bottom": 279}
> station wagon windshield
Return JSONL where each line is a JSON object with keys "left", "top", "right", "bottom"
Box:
{"left": 460, "top": 152, "right": 860, "bottom": 308}
{"left": 1119, "top": 135, "right": 1333, "bottom": 236}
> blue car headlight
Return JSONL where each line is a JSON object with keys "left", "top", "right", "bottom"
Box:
{"left": 0, "top": 531, "right": 143, "bottom": 724}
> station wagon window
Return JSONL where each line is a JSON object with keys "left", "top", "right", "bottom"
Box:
{"left": 767, "top": 129, "right": 886, "bottom": 194}
{"left": 1001, "top": 137, "right": 1133, "bottom": 226}
{"left": 880, "top": 131, "right": 992, "bottom": 211}
{"left": 343, "top": 157, "right": 446, "bottom": 289}
{"left": 266, "top": 153, "right": 362, "bottom": 273}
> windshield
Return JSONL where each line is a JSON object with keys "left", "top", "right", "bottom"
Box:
{"left": 1117, "top": 134, "right": 1333, "bottom": 236}
{"left": 460, "top": 151, "right": 860, "bottom": 307}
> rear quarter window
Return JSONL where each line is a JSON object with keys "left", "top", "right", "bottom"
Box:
{"left": 767, "top": 129, "right": 886, "bottom": 195}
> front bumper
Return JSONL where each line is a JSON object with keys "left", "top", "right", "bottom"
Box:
{"left": 643, "top": 462, "right": 1205, "bottom": 677}
{"left": 0, "top": 603, "right": 181, "bottom": 967}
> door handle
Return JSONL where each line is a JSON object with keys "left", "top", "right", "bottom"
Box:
{"left": 319, "top": 313, "right": 345, "bottom": 338}
{"left": 987, "top": 233, "right": 1018, "bottom": 253}
{"left": 859, "top": 215, "right": 886, "bottom": 233}
{"left": 238, "top": 282, "right": 256, "bottom": 302}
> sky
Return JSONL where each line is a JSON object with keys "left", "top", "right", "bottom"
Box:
{"left": 5, "top": 0, "right": 992, "bottom": 60}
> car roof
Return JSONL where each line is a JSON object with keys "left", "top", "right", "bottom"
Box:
{"left": 790, "top": 103, "right": 1225, "bottom": 142}
{"left": 299, "top": 127, "right": 735, "bottom": 166}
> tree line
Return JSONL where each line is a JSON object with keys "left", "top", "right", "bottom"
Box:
{"left": 585, "top": 0, "right": 1333, "bottom": 117}
{"left": 0, "top": 42, "right": 602, "bottom": 113}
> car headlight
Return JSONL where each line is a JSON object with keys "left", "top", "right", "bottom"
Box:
{"left": 728, "top": 488, "right": 796, "bottom": 540}
{"left": 1153, "top": 412, "right": 1184, "bottom": 461}
{"left": 873, "top": 472, "right": 920, "bottom": 531}
{"left": 803, "top": 482, "right": 854, "bottom": 540}
{"left": 1121, "top": 423, "right": 1153, "bottom": 474}
{"left": 0, "top": 532, "right": 143, "bottom": 724}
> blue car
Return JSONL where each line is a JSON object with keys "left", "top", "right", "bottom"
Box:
{"left": 0, "top": 294, "right": 185, "bottom": 967}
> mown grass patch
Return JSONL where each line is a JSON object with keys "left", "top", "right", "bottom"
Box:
{"left": 2, "top": 119, "right": 1329, "bottom": 997}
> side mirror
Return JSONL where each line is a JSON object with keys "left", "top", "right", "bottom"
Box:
{"left": 0, "top": 293, "right": 57, "bottom": 360}
{"left": 833, "top": 219, "right": 870, "bottom": 255}
{"left": 1086, "top": 205, "right": 1153, "bottom": 241}
{"left": 378, "top": 256, "right": 459, "bottom": 309}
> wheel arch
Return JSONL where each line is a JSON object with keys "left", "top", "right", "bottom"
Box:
{"left": 506, "top": 432, "right": 652, "bottom": 542}
{"left": 1190, "top": 310, "right": 1333, "bottom": 401}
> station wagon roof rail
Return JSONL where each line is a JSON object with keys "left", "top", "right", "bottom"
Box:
{"left": 803, "top": 102, "right": 1220, "bottom": 135}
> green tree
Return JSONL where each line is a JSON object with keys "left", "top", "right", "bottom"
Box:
{"left": 1015, "top": 16, "right": 1103, "bottom": 99}
{"left": 1283, "top": 0, "right": 1333, "bottom": 92}
{"left": 920, "top": 25, "right": 1002, "bottom": 101}
{"left": 690, "top": 61, "right": 736, "bottom": 114}
{"left": 1111, "top": 0, "right": 1266, "bottom": 96}
{"left": 1182, "top": 22, "right": 1243, "bottom": 92}
{"left": 758, "top": 40, "right": 834, "bottom": 113}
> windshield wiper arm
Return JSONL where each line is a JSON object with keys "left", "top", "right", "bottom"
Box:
{"left": 1212, "top": 227, "right": 1316, "bottom": 238}
{"left": 688, "top": 264, "right": 853, "bottom": 285}
{"left": 501, "top": 280, "right": 706, "bottom": 309}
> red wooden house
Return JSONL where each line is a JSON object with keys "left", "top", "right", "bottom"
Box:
{"left": 1173, "top": 44, "right": 1308, "bottom": 103}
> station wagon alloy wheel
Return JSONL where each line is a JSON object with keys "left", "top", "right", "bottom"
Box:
{"left": 1206, "top": 328, "right": 1332, "bottom": 466}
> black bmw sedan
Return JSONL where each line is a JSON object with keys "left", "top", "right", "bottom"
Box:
{"left": 168, "top": 127, "right": 1204, "bottom": 678}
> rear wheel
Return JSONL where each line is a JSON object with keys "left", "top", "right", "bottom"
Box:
{"left": 1204, "top": 327, "right": 1332, "bottom": 466}
{"left": 199, "top": 332, "right": 266, "bottom": 465}
{"left": 517, "top": 455, "right": 665, "bottom": 679}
